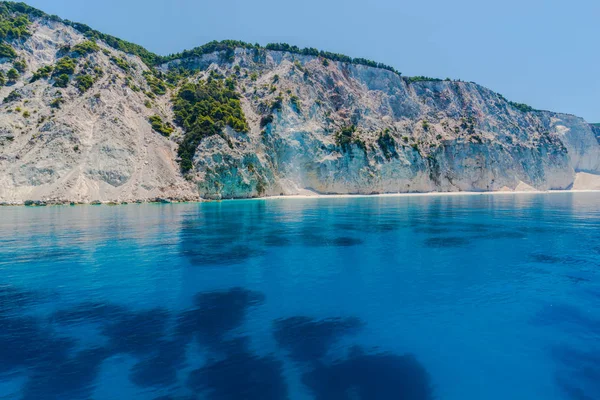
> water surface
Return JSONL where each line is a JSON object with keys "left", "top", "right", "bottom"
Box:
{"left": 0, "top": 193, "right": 599, "bottom": 400}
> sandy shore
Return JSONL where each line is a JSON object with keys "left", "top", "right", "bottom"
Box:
{"left": 256, "top": 189, "right": 600, "bottom": 201}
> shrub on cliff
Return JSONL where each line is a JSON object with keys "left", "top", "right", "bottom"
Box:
{"left": 72, "top": 40, "right": 99, "bottom": 56}
{"left": 174, "top": 79, "right": 248, "bottom": 172}
{"left": 149, "top": 115, "right": 174, "bottom": 137}
{"left": 75, "top": 74, "right": 95, "bottom": 93}
{"left": 53, "top": 56, "right": 77, "bottom": 76}
{"left": 6, "top": 67, "right": 18, "bottom": 82}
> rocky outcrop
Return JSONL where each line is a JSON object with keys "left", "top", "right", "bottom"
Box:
{"left": 0, "top": 7, "right": 598, "bottom": 203}
{"left": 0, "top": 18, "right": 198, "bottom": 204}
{"left": 160, "top": 50, "right": 599, "bottom": 199}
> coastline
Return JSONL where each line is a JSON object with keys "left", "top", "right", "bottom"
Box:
{"left": 255, "top": 189, "right": 600, "bottom": 201}
{"left": 3, "top": 188, "right": 599, "bottom": 207}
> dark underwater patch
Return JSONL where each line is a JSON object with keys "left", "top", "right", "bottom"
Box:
{"left": 302, "top": 346, "right": 433, "bottom": 400}
{"left": 181, "top": 244, "right": 266, "bottom": 266}
{"left": 129, "top": 339, "right": 187, "bottom": 388}
{"left": 532, "top": 304, "right": 600, "bottom": 334}
{"left": 21, "top": 347, "right": 110, "bottom": 400}
{"left": 552, "top": 346, "right": 600, "bottom": 400}
{"left": 412, "top": 227, "right": 449, "bottom": 235}
{"left": 529, "top": 253, "right": 590, "bottom": 266}
{"left": 176, "top": 287, "right": 265, "bottom": 350}
{"left": 273, "top": 316, "right": 364, "bottom": 363}
{"left": 187, "top": 339, "right": 288, "bottom": 400}
{"left": 530, "top": 253, "right": 564, "bottom": 264}
{"left": 0, "top": 315, "right": 75, "bottom": 374}
{"left": 0, "top": 284, "right": 42, "bottom": 315}
{"left": 423, "top": 236, "right": 470, "bottom": 248}
{"left": 332, "top": 237, "right": 364, "bottom": 247}
{"left": 264, "top": 233, "right": 292, "bottom": 247}
{"left": 101, "top": 308, "right": 170, "bottom": 356}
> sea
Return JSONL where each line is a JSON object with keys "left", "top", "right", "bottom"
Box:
{"left": 0, "top": 193, "right": 598, "bottom": 400}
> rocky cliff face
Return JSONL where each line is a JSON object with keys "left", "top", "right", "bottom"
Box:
{"left": 0, "top": 6, "right": 599, "bottom": 203}
{"left": 160, "top": 50, "right": 600, "bottom": 199}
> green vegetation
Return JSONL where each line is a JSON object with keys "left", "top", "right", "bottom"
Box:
{"left": 335, "top": 125, "right": 358, "bottom": 152}
{"left": 30, "top": 65, "right": 53, "bottom": 82}
{"left": 50, "top": 95, "right": 64, "bottom": 108}
{"left": 508, "top": 101, "right": 534, "bottom": 113}
{"left": 74, "top": 73, "right": 94, "bottom": 92}
{"left": 264, "top": 43, "right": 401, "bottom": 75}
{"left": 260, "top": 114, "right": 274, "bottom": 128}
{"left": 53, "top": 74, "right": 69, "bottom": 88}
{"left": 404, "top": 76, "right": 443, "bottom": 84}
{"left": 0, "top": 43, "right": 16, "bottom": 58}
{"left": 3, "top": 89, "right": 20, "bottom": 103}
{"left": 71, "top": 40, "right": 99, "bottom": 56}
{"left": 1, "top": 2, "right": 158, "bottom": 66}
{"left": 377, "top": 130, "right": 398, "bottom": 160}
{"left": 110, "top": 56, "right": 130, "bottom": 71}
{"left": 0, "top": 70, "right": 5, "bottom": 86}
{"left": 173, "top": 78, "right": 249, "bottom": 172}
{"left": 53, "top": 56, "right": 76, "bottom": 76}
{"left": 143, "top": 71, "right": 167, "bottom": 95}
{"left": 6, "top": 67, "right": 18, "bottom": 82}
{"left": 149, "top": 115, "right": 174, "bottom": 137}
{"left": 498, "top": 94, "right": 537, "bottom": 113}
{"left": 22, "top": 109, "right": 29, "bottom": 117}
{"left": 13, "top": 58, "right": 25, "bottom": 72}
{"left": 0, "top": 3, "right": 31, "bottom": 60}
{"left": 289, "top": 94, "right": 301, "bottom": 112}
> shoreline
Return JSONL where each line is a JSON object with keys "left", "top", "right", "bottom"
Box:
{"left": 2, "top": 188, "right": 600, "bottom": 207}
{"left": 253, "top": 189, "right": 600, "bottom": 201}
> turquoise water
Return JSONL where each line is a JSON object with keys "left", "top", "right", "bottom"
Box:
{"left": 0, "top": 193, "right": 599, "bottom": 400}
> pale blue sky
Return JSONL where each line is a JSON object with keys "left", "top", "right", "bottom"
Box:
{"left": 25, "top": 0, "right": 599, "bottom": 122}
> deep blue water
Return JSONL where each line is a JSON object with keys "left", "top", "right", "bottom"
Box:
{"left": 0, "top": 193, "right": 599, "bottom": 400}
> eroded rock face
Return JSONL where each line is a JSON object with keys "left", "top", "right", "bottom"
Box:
{"left": 0, "top": 14, "right": 598, "bottom": 203}
{"left": 0, "top": 19, "right": 198, "bottom": 204}
{"left": 160, "top": 49, "right": 598, "bottom": 198}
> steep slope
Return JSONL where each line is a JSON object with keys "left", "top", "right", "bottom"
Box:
{"left": 0, "top": 3, "right": 198, "bottom": 204}
{"left": 0, "top": 3, "right": 598, "bottom": 203}
{"left": 160, "top": 50, "right": 600, "bottom": 198}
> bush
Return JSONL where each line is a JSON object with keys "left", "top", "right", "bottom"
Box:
{"left": 149, "top": 115, "right": 174, "bottom": 137}
{"left": 0, "top": 70, "right": 5, "bottom": 86}
{"left": 50, "top": 96, "right": 65, "bottom": 108}
{"left": 53, "top": 74, "right": 69, "bottom": 88}
{"left": 377, "top": 130, "right": 397, "bottom": 160}
{"left": 289, "top": 94, "right": 301, "bottom": 112}
{"left": 74, "top": 74, "right": 95, "bottom": 92}
{"left": 509, "top": 101, "right": 534, "bottom": 113}
{"left": 110, "top": 56, "right": 130, "bottom": 71}
{"left": 404, "top": 76, "right": 443, "bottom": 84}
{"left": 71, "top": 40, "right": 99, "bottom": 56}
{"left": 174, "top": 78, "right": 249, "bottom": 172}
{"left": 30, "top": 65, "right": 53, "bottom": 82}
{"left": 260, "top": 114, "right": 274, "bottom": 128}
{"left": 335, "top": 125, "right": 357, "bottom": 152}
{"left": 13, "top": 58, "right": 26, "bottom": 72}
{"left": 143, "top": 71, "right": 167, "bottom": 95}
{"left": 3, "top": 89, "right": 20, "bottom": 103}
{"left": 0, "top": 43, "right": 16, "bottom": 58}
{"left": 6, "top": 68, "right": 18, "bottom": 82}
{"left": 53, "top": 56, "right": 76, "bottom": 76}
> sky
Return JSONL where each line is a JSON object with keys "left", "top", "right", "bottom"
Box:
{"left": 24, "top": 0, "right": 600, "bottom": 122}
